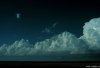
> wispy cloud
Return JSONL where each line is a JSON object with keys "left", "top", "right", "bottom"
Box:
{"left": 42, "top": 28, "right": 51, "bottom": 33}
{"left": 52, "top": 22, "right": 57, "bottom": 28}
{"left": 42, "top": 22, "right": 58, "bottom": 33}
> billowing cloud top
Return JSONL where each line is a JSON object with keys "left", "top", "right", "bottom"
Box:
{"left": 82, "top": 18, "right": 100, "bottom": 51}
{"left": 0, "top": 17, "right": 100, "bottom": 56}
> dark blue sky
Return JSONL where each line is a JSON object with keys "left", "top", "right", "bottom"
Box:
{"left": 0, "top": 0, "right": 100, "bottom": 45}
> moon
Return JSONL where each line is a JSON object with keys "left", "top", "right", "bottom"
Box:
{"left": 16, "top": 13, "right": 20, "bottom": 19}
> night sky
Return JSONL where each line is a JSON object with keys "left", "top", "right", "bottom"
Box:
{"left": 0, "top": 0, "right": 100, "bottom": 45}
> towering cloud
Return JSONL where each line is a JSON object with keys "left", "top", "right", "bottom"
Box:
{"left": 0, "top": 17, "right": 100, "bottom": 56}
{"left": 80, "top": 17, "right": 100, "bottom": 53}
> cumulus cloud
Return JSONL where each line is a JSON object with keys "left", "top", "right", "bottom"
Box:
{"left": 0, "top": 39, "right": 34, "bottom": 56}
{"left": 0, "top": 17, "right": 100, "bottom": 56}
{"left": 80, "top": 17, "right": 100, "bottom": 52}
{"left": 0, "top": 32, "right": 86, "bottom": 56}
{"left": 34, "top": 31, "right": 87, "bottom": 54}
